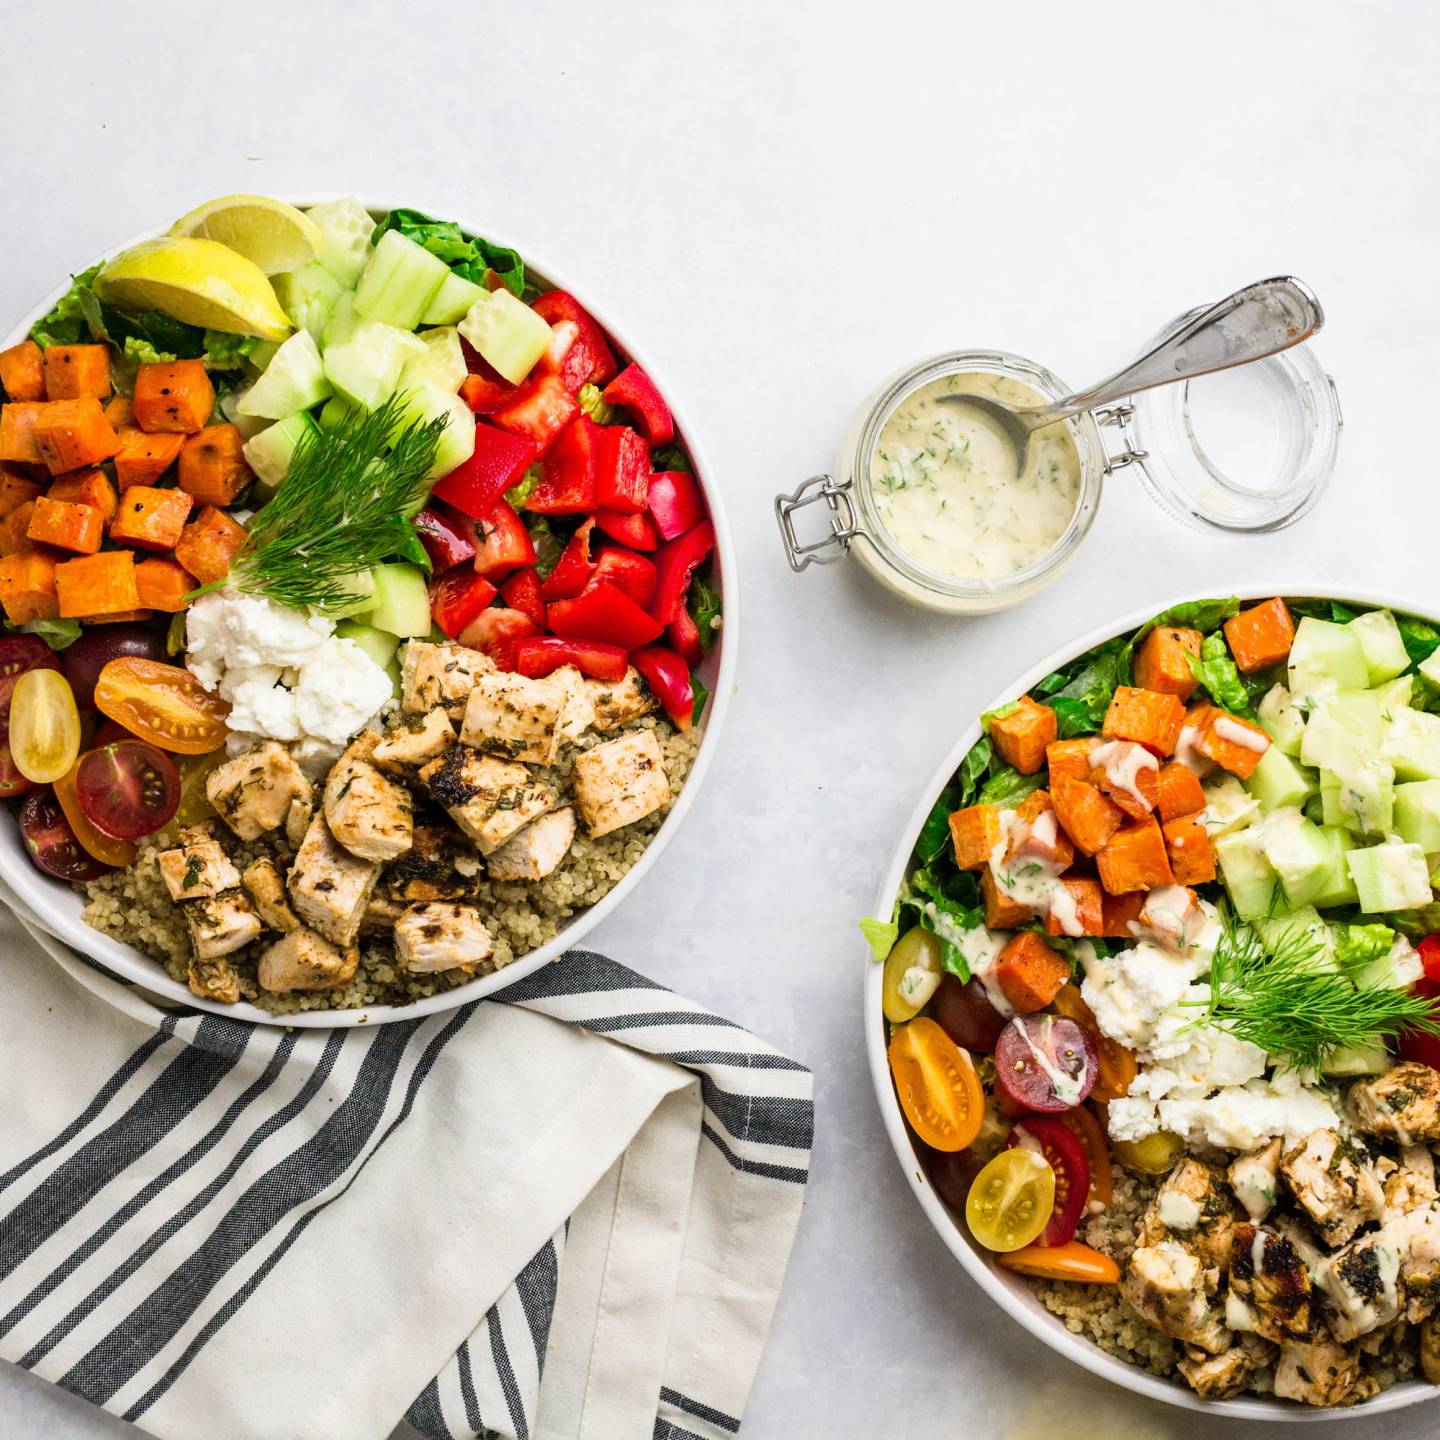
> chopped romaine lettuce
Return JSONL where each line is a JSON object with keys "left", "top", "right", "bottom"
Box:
{"left": 860, "top": 916, "right": 899, "bottom": 962}
{"left": 372, "top": 208, "right": 526, "bottom": 297}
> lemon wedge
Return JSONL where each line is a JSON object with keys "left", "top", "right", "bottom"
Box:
{"left": 170, "top": 194, "right": 324, "bottom": 274}
{"left": 94, "top": 238, "right": 293, "bottom": 341}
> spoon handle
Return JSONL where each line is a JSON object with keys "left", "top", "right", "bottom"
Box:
{"left": 1043, "top": 277, "right": 1324, "bottom": 422}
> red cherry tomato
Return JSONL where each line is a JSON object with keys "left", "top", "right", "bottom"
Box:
{"left": 0, "top": 634, "right": 61, "bottom": 742}
{"left": 994, "top": 1016, "right": 1098, "bottom": 1114}
{"left": 932, "top": 974, "right": 1009, "bottom": 1053}
{"left": 74, "top": 741, "right": 181, "bottom": 840}
{"left": 19, "top": 789, "right": 111, "bottom": 881}
{"left": 1006, "top": 1116, "right": 1091, "bottom": 1247}
{"left": 926, "top": 1145, "right": 988, "bottom": 1212}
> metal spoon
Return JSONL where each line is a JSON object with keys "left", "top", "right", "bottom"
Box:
{"left": 938, "top": 277, "right": 1324, "bottom": 477}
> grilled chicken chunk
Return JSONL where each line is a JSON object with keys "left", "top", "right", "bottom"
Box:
{"left": 421, "top": 747, "right": 556, "bottom": 855}
{"left": 285, "top": 795, "right": 313, "bottom": 849}
{"left": 1121, "top": 1241, "right": 1231, "bottom": 1355}
{"left": 1140, "top": 1159, "right": 1238, "bottom": 1271}
{"left": 461, "top": 670, "right": 585, "bottom": 765}
{"left": 1229, "top": 1139, "right": 1282, "bottom": 1223}
{"left": 188, "top": 955, "right": 240, "bottom": 1006}
{"left": 287, "top": 812, "right": 382, "bottom": 946}
{"left": 586, "top": 667, "right": 656, "bottom": 732}
{"left": 1383, "top": 1145, "right": 1437, "bottom": 1218}
{"left": 394, "top": 901, "right": 494, "bottom": 973}
{"left": 1281, "top": 1129, "right": 1385, "bottom": 1247}
{"left": 361, "top": 893, "right": 408, "bottom": 935}
{"left": 1313, "top": 1231, "right": 1404, "bottom": 1343}
{"left": 1348, "top": 1062, "right": 1440, "bottom": 1144}
{"left": 381, "top": 819, "right": 478, "bottom": 900}
{"left": 257, "top": 927, "right": 359, "bottom": 993}
{"left": 1383, "top": 1203, "right": 1440, "bottom": 1321}
{"left": 486, "top": 807, "right": 577, "bottom": 882}
{"left": 184, "top": 891, "right": 263, "bottom": 960}
{"left": 1229, "top": 1222, "right": 1314, "bottom": 1343}
{"left": 1422, "top": 1314, "right": 1440, "bottom": 1383}
{"left": 371, "top": 707, "right": 455, "bottom": 774}
{"left": 324, "top": 753, "right": 413, "bottom": 863}
{"left": 401, "top": 640, "right": 493, "bottom": 719}
{"left": 1176, "top": 1335, "right": 1276, "bottom": 1400}
{"left": 555, "top": 666, "right": 597, "bottom": 744}
{"left": 571, "top": 730, "right": 670, "bottom": 838}
{"left": 205, "top": 742, "right": 314, "bottom": 841}
{"left": 158, "top": 832, "right": 241, "bottom": 901}
{"left": 1273, "top": 1337, "right": 1378, "bottom": 1407}
{"left": 241, "top": 857, "right": 300, "bottom": 933}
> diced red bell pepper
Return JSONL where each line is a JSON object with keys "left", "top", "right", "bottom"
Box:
{"left": 430, "top": 568, "right": 498, "bottom": 638}
{"left": 649, "top": 521, "right": 715, "bottom": 625}
{"left": 1399, "top": 935, "right": 1440, "bottom": 1070}
{"left": 595, "top": 425, "right": 650, "bottom": 513}
{"left": 647, "top": 470, "right": 705, "bottom": 540}
{"left": 527, "top": 415, "right": 599, "bottom": 514}
{"left": 458, "top": 606, "right": 540, "bottom": 669}
{"left": 548, "top": 581, "right": 663, "bottom": 650}
{"left": 513, "top": 636, "right": 628, "bottom": 683}
{"left": 460, "top": 373, "right": 514, "bottom": 416}
{"left": 413, "top": 505, "right": 476, "bottom": 572}
{"left": 602, "top": 364, "right": 673, "bottom": 446}
{"left": 588, "top": 547, "right": 656, "bottom": 608}
{"left": 490, "top": 371, "right": 579, "bottom": 455}
{"left": 500, "top": 567, "right": 546, "bottom": 628}
{"left": 471, "top": 499, "right": 536, "bottom": 579}
{"left": 593, "top": 507, "right": 658, "bottom": 551}
{"left": 667, "top": 607, "right": 703, "bottom": 667}
{"left": 540, "top": 518, "right": 597, "bottom": 602}
{"left": 531, "top": 291, "right": 618, "bottom": 387}
{"left": 630, "top": 645, "right": 695, "bottom": 732}
{"left": 431, "top": 423, "right": 536, "bottom": 519}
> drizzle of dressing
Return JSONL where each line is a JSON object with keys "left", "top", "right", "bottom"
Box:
{"left": 1157, "top": 1189, "right": 1202, "bottom": 1231}
{"left": 1213, "top": 715, "right": 1269, "bottom": 752}
{"left": 1173, "top": 724, "right": 1216, "bottom": 777}
{"left": 1231, "top": 1157, "right": 1276, "bottom": 1221}
{"left": 1088, "top": 739, "right": 1159, "bottom": 813}
{"left": 1048, "top": 883, "right": 1084, "bottom": 937}
{"left": 1019, "top": 1015, "right": 1087, "bottom": 1107}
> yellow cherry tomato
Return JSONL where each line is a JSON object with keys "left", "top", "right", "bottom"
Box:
{"left": 888, "top": 1017, "right": 986, "bottom": 1152}
{"left": 1111, "top": 1130, "right": 1185, "bottom": 1176}
{"left": 10, "top": 669, "right": 81, "bottom": 783}
{"left": 882, "top": 927, "right": 943, "bottom": 1023}
{"left": 966, "top": 1147, "right": 1056, "bottom": 1252}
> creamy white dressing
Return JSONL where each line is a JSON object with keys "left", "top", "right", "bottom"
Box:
{"left": 945, "top": 923, "right": 1017, "bottom": 1018}
{"left": 1213, "top": 714, "right": 1269, "bottom": 752}
{"left": 988, "top": 807, "right": 1068, "bottom": 912}
{"left": 1226, "top": 1292, "right": 1257, "bottom": 1332}
{"left": 870, "top": 372, "right": 1082, "bottom": 579}
{"left": 897, "top": 965, "right": 941, "bottom": 1009}
{"left": 1157, "top": 1190, "right": 1202, "bottom": 1231}
{"left": 1231, "top": 1157, "right": 1277, "bottom": 1221}
{"left": 1173, "top": 725, "right": 1217, "bottom": 778}
{"left": 1048, "top": 884, "right": 1084, "bottom": 937}
{"left": 1020, "top": 1015, "right": 1087, "bottom": 1107}
{"left": 1089, "top": 739, "right": 1159, "bottom": 813}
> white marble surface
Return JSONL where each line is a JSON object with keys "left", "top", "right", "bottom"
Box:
{"left": 3, "top": 1, "right": 1439, "bottom": 1434}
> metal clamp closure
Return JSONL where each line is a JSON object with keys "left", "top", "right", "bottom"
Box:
{"left": 774, "top": 473, "right": 860, "bottom": 572}
{"left": 1094, "top": 404, "right": 1147, "bottom": 472}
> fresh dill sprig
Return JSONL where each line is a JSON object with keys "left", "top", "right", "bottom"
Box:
{"left": 223, "top": 394, "right": 444, "bottom": 613}
{"left": 1191, "top": 910, "right": 1440, "bottom": 1071}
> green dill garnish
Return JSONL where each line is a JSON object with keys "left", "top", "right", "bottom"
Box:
{"left": 1188, "top": 911, "right": 1440, "bottom": 1071}
{"left": 219, "top": 395, "right": 445, "bottom": 613}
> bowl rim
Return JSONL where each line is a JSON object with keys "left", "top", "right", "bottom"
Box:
{"left": 864, "top": 583, "right": 1440, "bottom": 1421}
{"left": 0, "top": 192, "right": 737, "bottom": 1028}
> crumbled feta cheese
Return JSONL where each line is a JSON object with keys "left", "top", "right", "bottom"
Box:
{"left": 1080, "top": 940, "right": 1209, "bottom": 1049}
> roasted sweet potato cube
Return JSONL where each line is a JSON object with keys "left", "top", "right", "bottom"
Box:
{"left": 43, "top": 344, "right": 112, "bottom": 401}
{"left": 135, "top": 557, "right": 197, "bottom": 612}
{"left": 104, "top": 395, "right": 135, "bottom": 431}
{"left": 1088, "top": 741, "right": 1160, "bottom": 821}
{"left": 178, "top": 424, "right": 253, "bottom": 506}
{"left": 1096, "top": 817, "right": 1174, "bottom": 895}
{"left": 55, "top": 550, "right": 139, "bottom": 618}
{"left": 1224, "top": 598, "right": 1296, "bottom": 673}
{"left": 995, "top": 931, "right": 1071, "bottom": 1014}
{"left": 1102, "top": 686, "right": 1185, "bottom": 756}
{"left": 133, "top": 361, "right": 214, "bottom": 434}
{"left": 0, "top": 502, "right": 35, "bottom": 556}
{"left": 174, "top": 505, "right": 246, "bottom": 586}
{"left": 949, "top": 803, "right": 1003, "bottom": 871}
{"left": 1045, "top": 876, "right": 1104, "bottom": 939}
{"left": 0, "top": 548, "right": 59, "bottom": 625}
{"left": 82, "top": 608, "right": 155, "bottom": 623}
{"left": 1156, "top": 762, "right": 1206, "bottom": 823}
{"left": 26, "top": 496, "right": 103, "bottom": 555}
{"left": 1100, "top": 890, "right": 1145, "bottom": 938}
{"left": 1163, "top": 813, "right": 1216, "bottom": 886}
{"left": 0, "top": 466, "right": 44, "bottom": 517}
{"left": 0, "top": 342, "right": 45, "bottom": 402}
{"left": 989, "top": 696, "right": 1058, "bottom": 775}
{"left": 0, "top": 403, "right": 47, "bottom": 464}
{"left": 1133, "top": 625, "right": 1202, "bottom": 700}
{"left": 1050, "top": 773, "right": 1125, "bottom": 856}
{"left": 32, "top": 398, "right": 121, "bottom": 474}
{"left": 113, "top": 428, "right": 186, "bottom": 490}
{"left": 980, "top": 867, "right": 1037, "bottom": 928}
{"left": 1046, "top": 738, "right": 1095, "bottom": 782}
{"left": 47, "top": 469, "right": 117, "bottom": 526}
{"left": 1189, "top": 704, "right": 1271, "bottom": 779}
{"left": 109, "top": 486, "right": 196, "bottom": 552}
{"left": 1007, "top": 789, "right": 1075, "bottom": 870}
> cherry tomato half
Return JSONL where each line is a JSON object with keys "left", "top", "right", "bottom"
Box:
{"left": 54, "top": 760, "right": 138, "bottom": 867}
{"left": 926, "top": 1144, "right": 988, "bottom": 1212}
{"left": 75, "top": 741, "right": 181, "bottom": 840}
{"left": 997, "top": 1240, "right": 1119, "bottom": 1284}
{"left": 93, "top": 658, "right": 229, "bottom": 755}
{"left": 9, "top": 669, "right": 81, "bottom": 784}
{"left": 932, "top": 973, "right": 1009, "bottom": 1053}
{"left": 1050, "top": 983, "right": 1137, "bottom": 1102}
{"left": 965, "top": 1147, "right": 1055, "bottom": 1252}
{"left": 995, "top": 1015, "right": 1098, "bottom": 1113}
{"left": 61, "top": 622, "right": 169, "bottom": 709}
{"left": 19, "top": 789, "right": 111, "bottom": 881}
{"left": 888, "top": 1016, "right": 986, "bottom": 1152}
{"left": 0, "top": 743, "right": 36, "bottom": 798}
{"left": 1059, "top": 1104, "right": 1114, "bottom": 1214}
{"left": 0, "top": 634, "right": 60, "bottom": 743}
{"left": 882, "top": 927, "right": 943, "bottom": 1023}
{"left": 1006, "top": 1116, "right": 1090, "bottom": 1247}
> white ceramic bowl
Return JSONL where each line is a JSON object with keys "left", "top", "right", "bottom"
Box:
{"left": 0, "top": 195, "right": 736, "bottom": 1027}
{"left": 865, "top": 585, "right": 1440, "bottom": 1421}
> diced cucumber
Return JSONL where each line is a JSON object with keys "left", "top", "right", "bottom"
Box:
{"left": 1246, "top": 746, "right": 1318, "bottom": 812}
{"left": 1288, "top": 617, "right": 1369, "bottom": 701}
{"left": 1380, "top": 675, "right": 1416, "bottom": 710}
{"left": 248, "top": 340, "right": 281, "bottom": 373}
{"left": 1313, "top": 689, "right": 1389, "bottom": 747}
{"left": 1199, "top": 774, "right": 1260, "bottom": 836}
{"left": 1383, "top": 707, "right": 1440, "bottom": 781}
{"left": 1309, "top": 825, "right": 1360, "bottom": 907}
{"left": 1214, "top": 827, "right": 1278, "bottom": 917}
{"left": 363, "top": 563, "right": 432, "bottom": 638}
{"left": 217, "top": 384, "right": 270, "bottom": 440}
{"left": 1351, "top": 935, "right": 1422, "bottom": 990}
{"left": 237, "top": 331, "right": 332, "bottom": 419}
{"left": 1260, "top": 808, "right": 1340, "bottom": 908}
{"left": 1255, "top": 906, "right": 1336, "bottom": 971}
{"left": 391, "top": 380, "right": 475, "bottom": 483}
{"left": 318, "top": 395, "right": 356, "bottom": 429}
{"left": 326, "top": 570, "right": 380, "bottom": 621}
{"left": 1421, "top": 648, "right": 1440, "bottom": 691}
{"left": 1347, "top": 841, "right": 1434, "bottom": 913}
{"left": 322, "top": 296, "right": 426, "bottom": 411}
{"left": 335, "top": 619, "right": 400, "bottom": 670}
{"left": 1299, "top": 702, "right": 1364, "bottom": 771}
{"left": 400, "top": 327, "right": 467, "bottom": 395}
{"left": 1322, "top": 1042, "right": 1391, "bottom": 1076}
{"left": 273, "top": 260, "right": 348, "bottom": 342}
{"left": 1257, "top": 684, "right": 1304, "bottom": 757}
{"left": 1348, "top": 609, "right": 1412, "bottom": 684}
{"left": 459, "top": 288, "right": 551, "bottom": 384}
{"left": 1320, "top": 758, "right": 1395, "bottom": 836}
{"left": 1396, "top": 780, "right": 1440, "bottom": 851}
{"left": 423, "top": 270, "right": 486, "bottom": 325}
{"left": 242, "top": 412, "right": 319, "bottom": 496}
{"left": 383, "top": 654, "right": 403, "bottom": 701}
{"left": 306, "top": 196, "right": 375, "bottom": 288}
{"left": 354, "top": 230, "right": 449, "bottom": 330}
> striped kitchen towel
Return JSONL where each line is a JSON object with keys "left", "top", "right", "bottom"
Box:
{"left": 0, "top": 888, "right": 812, "bottom": 1440}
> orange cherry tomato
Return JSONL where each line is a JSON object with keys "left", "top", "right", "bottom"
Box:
{"left": 1051, "top": 983, "right": 1137, "bottom": 1102}
{"left": 54, "top": 759, "right": 137, "bottom": 867}
{"left": 93, "top": 657, "right": 229, "bottom": 756}
{"left": 888, "top": 1016, "right": 985, "bottom": 1153}
{"left": 997, "top": 1239, "right": 1120, "bottom": 1284}
{"left": 1059, "top": 1103, "right": 1113, "bottom": 1214}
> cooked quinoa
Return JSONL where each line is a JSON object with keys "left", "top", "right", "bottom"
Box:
{"left": 82, "top": 716, "right": 698, "bottom": 1016}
